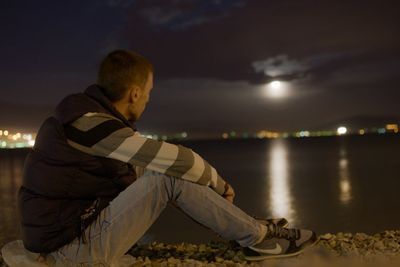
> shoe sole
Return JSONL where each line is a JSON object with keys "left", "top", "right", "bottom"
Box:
{"left": 244, "top": 235, "right": 320, "bottom": 261}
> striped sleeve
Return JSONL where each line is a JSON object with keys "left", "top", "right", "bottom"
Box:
{"left": 65, "top": 112, "right": 227, "bottom": 195}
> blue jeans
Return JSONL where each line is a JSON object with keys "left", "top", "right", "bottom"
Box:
{"left": 51, "top": 170, "right": 267, "bottom": 266}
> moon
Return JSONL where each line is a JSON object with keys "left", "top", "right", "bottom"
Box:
{"left": 270, "top": 81, "right": 281, "bottom": 89}
{"left": 264, "top": 80, "right": 288, "bottom": 98}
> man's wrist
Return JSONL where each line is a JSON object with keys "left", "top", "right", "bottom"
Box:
{"left": 222, "top": 182, "right": 230, "bottom": 196}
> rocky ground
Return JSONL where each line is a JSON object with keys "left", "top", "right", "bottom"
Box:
{"left": 1, "top": 231, "right": 400, "bottom": 266}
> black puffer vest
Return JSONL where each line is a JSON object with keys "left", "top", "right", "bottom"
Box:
{"left": 18, "top": 85, "right": 137, "bottom": 253}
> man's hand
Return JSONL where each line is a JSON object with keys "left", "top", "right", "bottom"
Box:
{"left": 222, "top": 183, "right": 235, "bottom": 203}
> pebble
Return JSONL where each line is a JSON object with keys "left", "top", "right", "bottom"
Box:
{"left": 131, "top": 231, "right": 400, "bottom": 265}
{"left": 199, "top": 244, "right": 207, "bottom": 252}
{"left": 1, "top": 231, "right": 400, "bottom": 266}
{"left": 320, "top": 233, "right": 333, "bottom": 240}
{"left": 328, "top": 239, "right": 337, "bottom": 248}
{"left": 354, "top": 233, "right": 368, "bottom": 242}
{"left": 375, "top": 241, "right": 386, "bottom": 251}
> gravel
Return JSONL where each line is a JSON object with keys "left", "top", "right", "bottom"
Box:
{"left": 125, "top": 230, "right": 400, "bottom": 266}
{"left": 1, "top": 231, "right": 399, "bottom": 266}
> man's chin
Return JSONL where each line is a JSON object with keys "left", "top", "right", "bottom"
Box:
{"left": 129, "top": 113, "right": 140, "bottom": 123}
{"left": 128, "top": 117, "right": 137, "bottom": 124}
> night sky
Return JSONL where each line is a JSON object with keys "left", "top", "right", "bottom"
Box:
{"left": 1, "top": 0, "right": 399, "bottom": 138}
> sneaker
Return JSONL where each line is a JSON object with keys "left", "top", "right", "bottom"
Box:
{"left": 255, "top": 217, "right": 289, "bottom": 228}
{"left": 243, "top": 224, "right": 318, "bottom": 261}
{"left": 229, "top": 217, "right": 289, "bottom": 249}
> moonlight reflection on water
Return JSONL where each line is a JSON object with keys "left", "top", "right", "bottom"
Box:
{"left": 338, "top": 146, "right": 353, "bottom": 205}
{"left": 268, "top": 139, "right": 296, "bottom": 223}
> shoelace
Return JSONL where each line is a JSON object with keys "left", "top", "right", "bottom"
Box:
{"left": 266, "top": 223, "right": 300, "bottom": 241}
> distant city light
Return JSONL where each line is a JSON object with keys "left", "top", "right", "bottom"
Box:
{"left": 15, "top": 142, "right": 25, "bottom": 148}
{"left": 377, "top": 128, "right": 386, "bottom": 134}
{"left": 386, "top": 124, "right": 399, "bottom": 133}
{"left": 337, "top": 126, "right": 347, "bottom": 135}
{"left": 23, "top": 134, "right": 33, "bottom": 141}
{"left": 0, "top": 125, "right": 398, "bottom": 150}
{"left": 257, "top": 130, "right": 279, "bottom": 139}
{"left": 0, "top": 131, "right": 35, "bottom": 148}
{"left": 297, "top": 131, "right": 310, "bottom": 137}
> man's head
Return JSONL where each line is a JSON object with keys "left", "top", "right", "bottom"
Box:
{"left": 97, "top": 50, "right": 154, "bottom": 121}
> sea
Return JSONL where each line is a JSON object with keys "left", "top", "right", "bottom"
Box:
{"left": 0, "top": 134, "right": 399, "bottom": 247}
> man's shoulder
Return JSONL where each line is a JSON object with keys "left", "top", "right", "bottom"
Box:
{"left": 54, "top": 93, "right": 108, "bottom": 125}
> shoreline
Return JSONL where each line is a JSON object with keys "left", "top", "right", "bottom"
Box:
{"left": 1, "top": 230, "right": 399, "bottom": 266}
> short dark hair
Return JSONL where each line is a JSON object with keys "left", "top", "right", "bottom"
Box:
{"left": 97, "top": 50, "right": 153, "bottom": 102}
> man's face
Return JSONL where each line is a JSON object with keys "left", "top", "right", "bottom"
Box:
{"left": 129, "top": 72, "right": 153, "bottom": 121}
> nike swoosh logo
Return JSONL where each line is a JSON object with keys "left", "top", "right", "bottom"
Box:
{"left": 249, "top": 243, "right": 283, "bottom": 254}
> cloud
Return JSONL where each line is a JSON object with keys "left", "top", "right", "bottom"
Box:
{"left": 120, "top": 0, "right": 399, "bottom": 87}
{"left": 252, "top": 54, "right": 309, "bottom": 77}
{"left": 135, "top": 0, "right": 247, "bottom": 30}
{"left": 107, "top": 0, "right": 136, "bottom": 8}
{"left": 249, "top": 51, "right": 363, "bottom": 84}
{"left": 139, "top": 7, "right": 183, "bottom": 28}
{"left": 2, "top": 0, "right": 399, "bottom": 135}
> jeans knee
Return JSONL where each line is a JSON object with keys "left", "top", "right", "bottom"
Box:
{"left": 138, "top": 170, "right": 176, "bottom": 198}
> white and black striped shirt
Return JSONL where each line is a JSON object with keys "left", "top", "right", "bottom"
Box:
{"left": 65, "top": 112, "right": 227, "bottom": 195}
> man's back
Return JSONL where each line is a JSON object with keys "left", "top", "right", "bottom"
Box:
{"left": 18, "top": 88, "right": 136, "bottom": 253}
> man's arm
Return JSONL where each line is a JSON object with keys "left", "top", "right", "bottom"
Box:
{"left": 64, "top": 112, "right": 228, "bottom": 196}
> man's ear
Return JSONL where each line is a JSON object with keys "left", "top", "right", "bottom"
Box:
{"left": 129, "top": 85, "right": 141, "bottom": 104}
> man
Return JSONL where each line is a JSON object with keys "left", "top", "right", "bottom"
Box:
{"left": 18, "top": 50, "right": 317, "bottom": 266}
